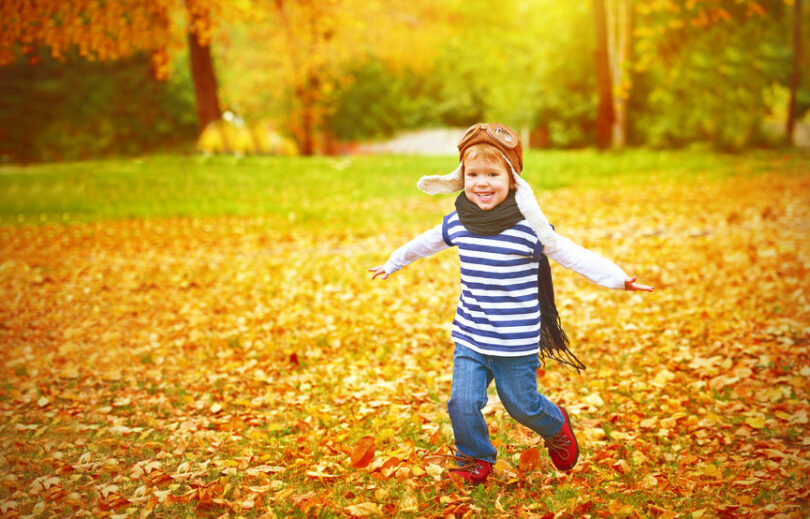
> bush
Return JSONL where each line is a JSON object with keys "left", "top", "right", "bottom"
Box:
{"left": 0, "top": 50, "right": 198, "bottom": 163}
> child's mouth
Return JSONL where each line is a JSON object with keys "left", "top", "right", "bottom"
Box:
{"left": 475, "top": 192, "right": 494, "bottom": 202}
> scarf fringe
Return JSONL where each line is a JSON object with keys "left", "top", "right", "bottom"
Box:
{"left": 540, "top": 314, "right": 586, "bottom": 373}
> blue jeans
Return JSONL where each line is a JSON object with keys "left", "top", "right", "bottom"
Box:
{"left": 447, "top": 343, "right": 565, "bottom": 464}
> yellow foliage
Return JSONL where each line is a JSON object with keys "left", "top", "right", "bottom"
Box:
{"left": 197, "top": 120, "right": 298, "bottom": 156}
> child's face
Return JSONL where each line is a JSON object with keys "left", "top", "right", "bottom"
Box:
{"left": 463, "top": 155, "right": 513, "bottom": 211}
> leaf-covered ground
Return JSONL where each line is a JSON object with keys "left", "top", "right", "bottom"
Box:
{"left": 1, "top": 168, "right": 809, "bottom": 517}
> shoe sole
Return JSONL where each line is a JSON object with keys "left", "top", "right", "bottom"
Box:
{"left": 558, "top": 406, "right": 579, "bottom": 471}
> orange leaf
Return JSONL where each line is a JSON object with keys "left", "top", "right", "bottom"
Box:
{"left": 350, "top": 436, "right": 375, "bottom": 468}
{"left": 379, "top": 456, "right": 401, "bottom": 478}
{"left": 519, "top": 447, "right": 540, "bottom": 472}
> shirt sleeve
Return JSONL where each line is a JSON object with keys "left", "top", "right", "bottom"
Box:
{"left": 544, "top": 233, "right": 628, "bottom": 290}
{"left": 383, "top": 223, "right": 449, "bottom": 274}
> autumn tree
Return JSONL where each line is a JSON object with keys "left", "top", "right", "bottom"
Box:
{"left": 627, "top": 0, "right": 796, "bottom": 148}
{"left": 607, "top": 0, "right": 632, "bottom": 149}
{"left": 0, "top": 0, "right": 234, "bottom": 133}
{"left": 785, "top": 0, "right": 803, "bottom": 145}
{"left": 399, "top": 0, "right": 595, "bottom": 148}
{"left": 249, "top": 0, "right": 447, "bottom": 155}
{"left": 593, "top": 0, "right": 615, "bottom": 149}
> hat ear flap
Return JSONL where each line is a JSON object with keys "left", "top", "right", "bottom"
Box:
{"left": 417, "top": 163, "right": 464, "bottom": 195}
{"left": 513, "top": 175, "right": 558, "bottom": 252}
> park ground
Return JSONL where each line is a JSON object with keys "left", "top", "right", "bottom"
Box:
{"left": 0, "top": 150, "right": 809, "bottom": 517}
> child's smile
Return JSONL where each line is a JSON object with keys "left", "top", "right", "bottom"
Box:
{"left": 463, "top": 155, "right": 513, "bottom": 211}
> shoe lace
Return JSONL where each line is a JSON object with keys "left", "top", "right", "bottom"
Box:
{"left": 437, "top": 447, "right": 482, "bottom": 473}
{"left": 545, "top": 433, "right": 571, "bottom": 461}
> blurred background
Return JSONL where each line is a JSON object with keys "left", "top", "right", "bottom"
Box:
{"left": 0, "top": 0, "right": 807, "bottom": 163}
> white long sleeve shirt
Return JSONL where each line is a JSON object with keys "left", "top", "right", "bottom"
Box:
{"left": 383, "top": 221, "right": 629, "bottom": 290}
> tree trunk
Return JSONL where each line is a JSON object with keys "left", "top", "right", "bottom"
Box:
{"left": 188, "top": 15, "right": 221, "bottom": 133}
{"left": 609, "top": 0, "right": 632, "bottom": 149}
{"left": 786, "top": 0, "right": 802, "bottom": 145}
{"left": 299, "top": 82, "right": 316, "bottom": 156}
{"left": 274, "top": 0, "right": 315, "bottom": 155}
{"left": 593, "top": 0, "right": 615, "bottom": 150}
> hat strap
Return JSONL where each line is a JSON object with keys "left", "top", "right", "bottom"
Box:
{"left": 497, "top": 151, "right": 558, "bottom": 253}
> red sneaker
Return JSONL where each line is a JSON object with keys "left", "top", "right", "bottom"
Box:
{"left": 545, "top": 406, "right": 579, "bottom": 471}
{"left": 447, "top": 449, "right": 492, "bottom": 485}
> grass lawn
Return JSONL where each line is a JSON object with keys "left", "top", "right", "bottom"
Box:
{"left": 1, "top": 149, "right": 806, "bottom": 227}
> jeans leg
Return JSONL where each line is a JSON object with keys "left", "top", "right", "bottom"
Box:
{"left": 447, "top": 344, "right": 497, "bottom": 464}
{"left": 491, "top": 354, "right": 564, "bottom": 439}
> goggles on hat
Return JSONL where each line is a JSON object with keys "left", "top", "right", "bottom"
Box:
{"left": 458, "top": 123, "right": 519, "bottom": 150}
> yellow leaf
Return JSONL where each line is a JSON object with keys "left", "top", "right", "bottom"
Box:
{"left": 493, "top": 459, "right": 514, "bottom": 474}
{"left": 585, "top": 393, "right": 604, "bottom": 407}
{"left": 400, "top": 494, "right": 418, "bottom": 512}
{"left": 700, "top": 464, "right": 718, "bottom": 476}
{"left": 425, "top": 463, "right": 443, "bottom": 477}
{"left": 344, "top": 502, "right": 381, "bottom": 517}
{"left": 640, "top": 417, "right": 657, "bottom": 429}
{"left": 653, "top": 369, "right": 676, "bottom": 385}
{"left": 64, "top": 492, "right": 82, "bottom": 506}
{"left": 641, "top": 474, "right": 658, "bottom": 489}
{"left": 305, "top": 471, "right": 339, "bottom": 479}
{"left": 745, "top": 416, "right": 766, "bottom": 429}
{"left": 774, "top": 411, "right": 792, "bottom": 421}
{"left": 410, "top": 464, "right": 425, "bottom": 476}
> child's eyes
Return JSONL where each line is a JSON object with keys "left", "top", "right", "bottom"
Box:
{"left": 467, "top": 171, "right": 503, "bottom": 177}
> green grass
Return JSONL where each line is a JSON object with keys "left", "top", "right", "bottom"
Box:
{"left": 0, "top": 149, "right": 806, "bottom": 228}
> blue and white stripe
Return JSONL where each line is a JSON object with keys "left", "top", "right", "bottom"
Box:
{"left": 442, "top": 212, "right": 544, "bottom": 356}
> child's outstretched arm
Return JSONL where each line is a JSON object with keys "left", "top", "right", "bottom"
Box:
{"left": 369, "top": 223, "right": 448, "bottom": 281}
{"left": 545, "top": 233, "right": 654, "bottom": 291}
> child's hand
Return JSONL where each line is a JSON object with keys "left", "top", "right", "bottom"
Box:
{"left": 368, "top": 266, "right": 389, "bottom": 280}
{"left": 625, "top": 276, "right": 654, "bottom": 292}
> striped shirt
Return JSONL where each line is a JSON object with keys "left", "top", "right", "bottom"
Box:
{"left": 442, "top": 211, "right": 544, "bottom": 356}
{"left": 381, "top": 211, "right": 629, "bottom": 358}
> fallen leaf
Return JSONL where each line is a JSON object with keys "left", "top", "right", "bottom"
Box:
{"left": 519, "top": 447, "right": 540, "bottom": 472}
{"left": 345, "top": 502, "right": 381, "bottom": 517}
{"left": 350, "top": 436, "right": 375, "bottom": 468}
{"left": 745, "top": 416, "right": 766, "bottom": 429}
